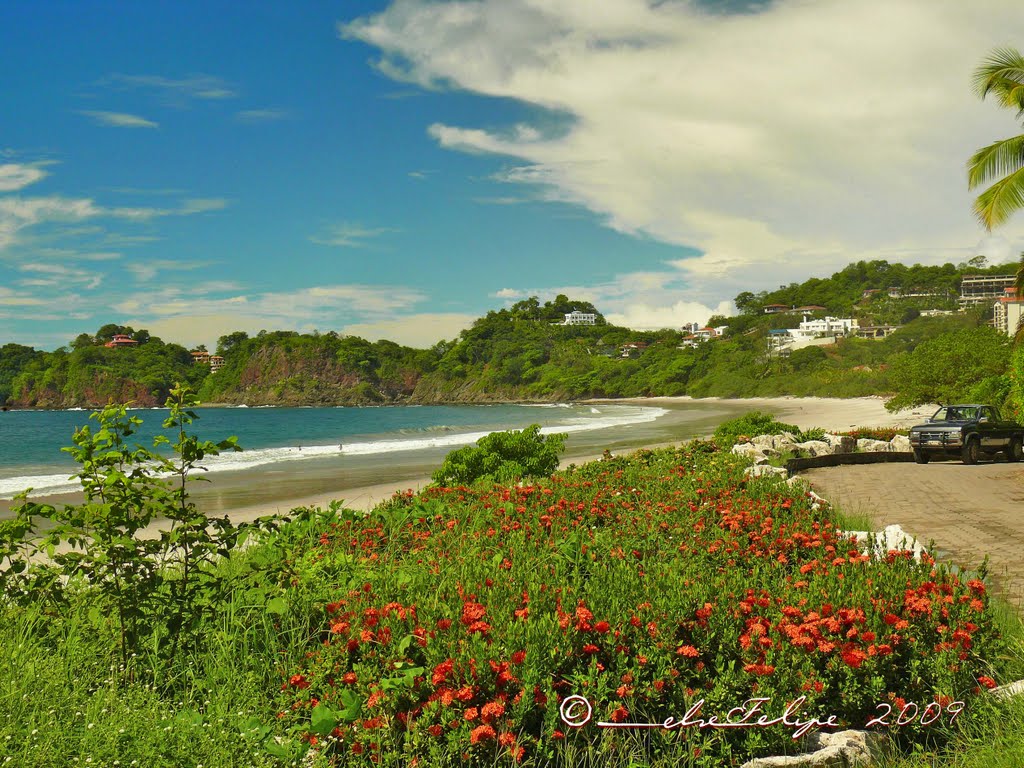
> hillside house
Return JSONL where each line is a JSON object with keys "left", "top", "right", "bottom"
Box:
{"left": 959, "top": 274, "right": 1017, "bottom": 308}
{"left": 763, "top": 304, "right": 789, "bottom": 314}
{"left": 104, "top": 334, "right": 138, "bottom": 348}
{"left": 563, "top": 310, "right": 596, "bottom": 325}
{"left": 994, "top": 287, "right": 1024, "bottom": 337}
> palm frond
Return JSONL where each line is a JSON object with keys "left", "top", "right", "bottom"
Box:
{"left": 972, "top": 166, "right": 1024, "bottom": 230}
{"left": 972, "top": 46, "right": 1024, "bottom": 112}
{"left": 967, "top": 134, "right": 1024, "bottom": 190}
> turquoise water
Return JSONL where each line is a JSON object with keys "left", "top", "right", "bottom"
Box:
{"left": 0, "top": 403, "right": 668, "bottom": 499}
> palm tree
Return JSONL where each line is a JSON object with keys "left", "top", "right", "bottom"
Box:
{"left": 967, "top": 47, "right": 1024, "bottom": 231}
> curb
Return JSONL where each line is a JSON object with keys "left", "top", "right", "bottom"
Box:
{"left": 785, "top": 451, "right": 914, "bottom": 476}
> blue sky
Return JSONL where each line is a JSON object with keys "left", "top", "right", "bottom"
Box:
{"left": 2, "top": 1, "right": 1023, "bottom": 351}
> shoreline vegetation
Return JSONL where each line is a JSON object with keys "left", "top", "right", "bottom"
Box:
{"left": 3, "top": 392, "right": 1021, "bottom": 767}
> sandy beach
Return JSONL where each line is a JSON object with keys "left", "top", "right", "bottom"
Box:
{"left": 156, "top": 395, "right": 936, "bottom": 524}
{"left": 2, "top": 396, "right": 934, "bottom": 529}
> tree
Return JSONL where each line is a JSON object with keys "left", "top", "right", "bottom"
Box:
{"left": 967, "top": 47, "right": 1024, "bottom": 231}
{"left": 216, "top": 331, "right": 249, "bottom": 356}
{"left": 885, "top": 327, "right": 1011, "bottom": 411}
{"left": 733, "top": 291, "right": 757, "bottom": 314}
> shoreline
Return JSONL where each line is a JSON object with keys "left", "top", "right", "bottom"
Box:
{"left": 2, "top": 396, "right": 934, "bottom": 526}
{"left": 228, "top": 396, "right": 933, "bottom": 520}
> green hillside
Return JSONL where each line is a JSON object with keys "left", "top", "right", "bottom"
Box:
{"left": 1, "top": 261, "right": 1020, "bottom": 417}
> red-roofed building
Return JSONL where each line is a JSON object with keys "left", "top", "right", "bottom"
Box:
{"left": 104, "top": 334, "right": 138, "bottom": 348}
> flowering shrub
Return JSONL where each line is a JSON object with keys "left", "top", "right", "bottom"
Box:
{"left": 275, "top": 445, "right": 1004, "bottom": 766}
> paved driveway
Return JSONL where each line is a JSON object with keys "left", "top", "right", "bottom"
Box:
{"left": 802, "top": 462, "right": 1024, "bottom": 609}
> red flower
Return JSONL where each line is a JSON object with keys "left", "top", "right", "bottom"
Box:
{"left": 461, "top": 601, "right": 487, "bottom": 625}
{"left": 428, "top": 725, "right": 443, "bottom": 737}
{"left": 432, "top": 659, "right": 454, "bottom": 686}
{"left": 978, "top": 676, "right": 997, "bottom": 689}
{"left": 609, "top": 705, "right": 629, "bottom": 723}
{"left": 481, "top": 701, "right": 505, "bottom": 724}
{"left": 342, "top": 672, "right": 358, "bottom": 685}
{"left": 289, "top": 674, "right": 310, "bottom": 690}
{"left": 470, "top": 724, "right": 496, "bottom": 744}
{"left": 743, "top": 663, "right": 775, "bottom": 677}
{"left": 511, "top": 650, "right": 526, "bottom": 665}
{"left": 841, "top": 648, "right": 867, "bottom": 669}
{"left": 676, "top": 645, "right": 699, "bottom": 658}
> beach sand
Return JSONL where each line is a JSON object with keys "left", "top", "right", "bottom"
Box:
{"left": 2, "top": 396, "right": 933, "bottom": 528}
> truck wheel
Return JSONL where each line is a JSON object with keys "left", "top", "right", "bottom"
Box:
{"left": 1006, "top": 437, "right": 1023, "bottom": 463}
{"left": 961, "top": 437, "right": 980, "bottom": 465}
{"left": 913, "top": 449, "right": 929, "bottom": 464}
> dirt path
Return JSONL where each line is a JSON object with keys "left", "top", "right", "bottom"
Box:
{"left": 802, "top": 462, "right": 1024, "bottom": 609}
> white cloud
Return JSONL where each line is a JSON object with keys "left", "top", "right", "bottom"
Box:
{"left": 79, "top": 110, "right": 159, "bottom": 128}
{"left": 0, "top": 286, "right": 46, "bottom": 306}
{"left": 114, "top": 284, "right": 437, "bottom": 348}
{"left": 0, "top": 191, "right": 228, "bottom": 252}
{"left": 310, "top": 222, "right": 397, "bottom": 247}
{"left": 101, "top": 73, "right": 237, "bottom": 101}
{"left": 344, "top": 0, "right": 1024, "bottom": 305}
{"left": 124, "top": 259, "right": 208, "bottom": 283}
{"left": 236, "top": 108, "right": 291, "bottom": 123}
{"left": 0, "top": 163, "right": 50, "bottom": 192}
{"left": 342, "top": 312, "right": 476, "bottom": 346}
{"left": 491, "top": 268, "right": 739, "bottom": 328}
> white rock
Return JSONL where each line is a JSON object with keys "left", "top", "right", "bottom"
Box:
{"left": 889, "top": 434, "right": 911, "bottom": 452}
{"left": 842, "top": 524, "right": 926, "bottom": 562}
{"left": 742, "top": 730, "right": 886, "bottom": 768}
{"left": 733, "top": 443, "right": 764, "bottom": 459}
{"left": 793, "top": 440, "right": 832, "bottom": 457}
{"left": 820, "top": 434, "right": 857, "bottom": 453}
{"left": 856, "top": 438, "right": 891, "bottom": 452}
{"left": 744, "top": 465, "right": 788, "bottom": 479}
{"left": 751, "top": 433, "right": 797, "bottom": 452}
{"left": 990, "top": 679, "right": 1024, "bottom": 700}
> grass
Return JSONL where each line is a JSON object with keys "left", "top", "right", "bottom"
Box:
{"left": 3, "top": 441, "right": 1024, "bottom": 767}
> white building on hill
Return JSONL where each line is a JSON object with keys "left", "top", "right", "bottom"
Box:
{"left": 563, "top": 310, "right": 596, "bottom": 325}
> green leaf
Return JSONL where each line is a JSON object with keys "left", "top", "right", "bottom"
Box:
{"left": 309, "top": 703, "right": 341, "bottom": 736}
{"left": 266, "top": 596, "right": 288, "bottom": 615}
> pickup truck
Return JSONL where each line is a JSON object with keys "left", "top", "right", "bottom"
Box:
{"left": 908, "top": 404, "right": 1024, "bottom": 464}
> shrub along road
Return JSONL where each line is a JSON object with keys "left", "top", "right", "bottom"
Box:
{"left": 803, "top": 461, "right": 1024, "bottom": 609}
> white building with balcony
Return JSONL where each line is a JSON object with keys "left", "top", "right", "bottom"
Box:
{"left": 563, "top": 310, "right": 597, "bottom": 326}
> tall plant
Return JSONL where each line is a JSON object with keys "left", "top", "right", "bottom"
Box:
{"left": 968, "top": 47, "right": 1024, "bottom": 232}
{"left": 1, "top": 384, "right": 265, "bottom": 684}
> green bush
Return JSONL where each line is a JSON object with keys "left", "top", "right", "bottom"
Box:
{"left": 712, "top": 411, "right": 801, "bottom": 447}
{"left": 431, "top": 424, "right": 566, "bottom": 486}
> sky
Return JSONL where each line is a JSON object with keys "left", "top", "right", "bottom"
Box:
{"left": 2, "top": 0, "right": 1024, "bottom": 351}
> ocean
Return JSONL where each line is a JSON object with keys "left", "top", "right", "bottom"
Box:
{"left": 0, "top": 400, "right": 749, "bottom": 514}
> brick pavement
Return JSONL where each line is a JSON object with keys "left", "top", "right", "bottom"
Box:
{"left": 801, "top": 462, "right": 1024, "bottom": 610}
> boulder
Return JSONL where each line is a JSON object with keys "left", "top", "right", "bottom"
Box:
{"left": 989, "top": 679, "right": 1024, "bottom": 701}
{"left": 842, "top": 524, "right": 926, "bottom": 562}
{"left": 793, "top": 440, "right": 832, "bottom": 457}
{"left": 856, "top": 438, "right": 892, "bottom": 452}
{"left": 733, "top": 442, "right": 770, "bottom": 466}
{"left": 751, "top": 432, "right": 798, "bottom": 452}
{"left": 742, "top": 730, "right": 886, "bottom": 768}
{"left": 744, "top": 464, "right": 788, "bottom": 479}
{"left": 820, "top": 433, "right": 857, "bottom": 454}
{"left": 889, "top": 434, "right": 912, "bottom": 452}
